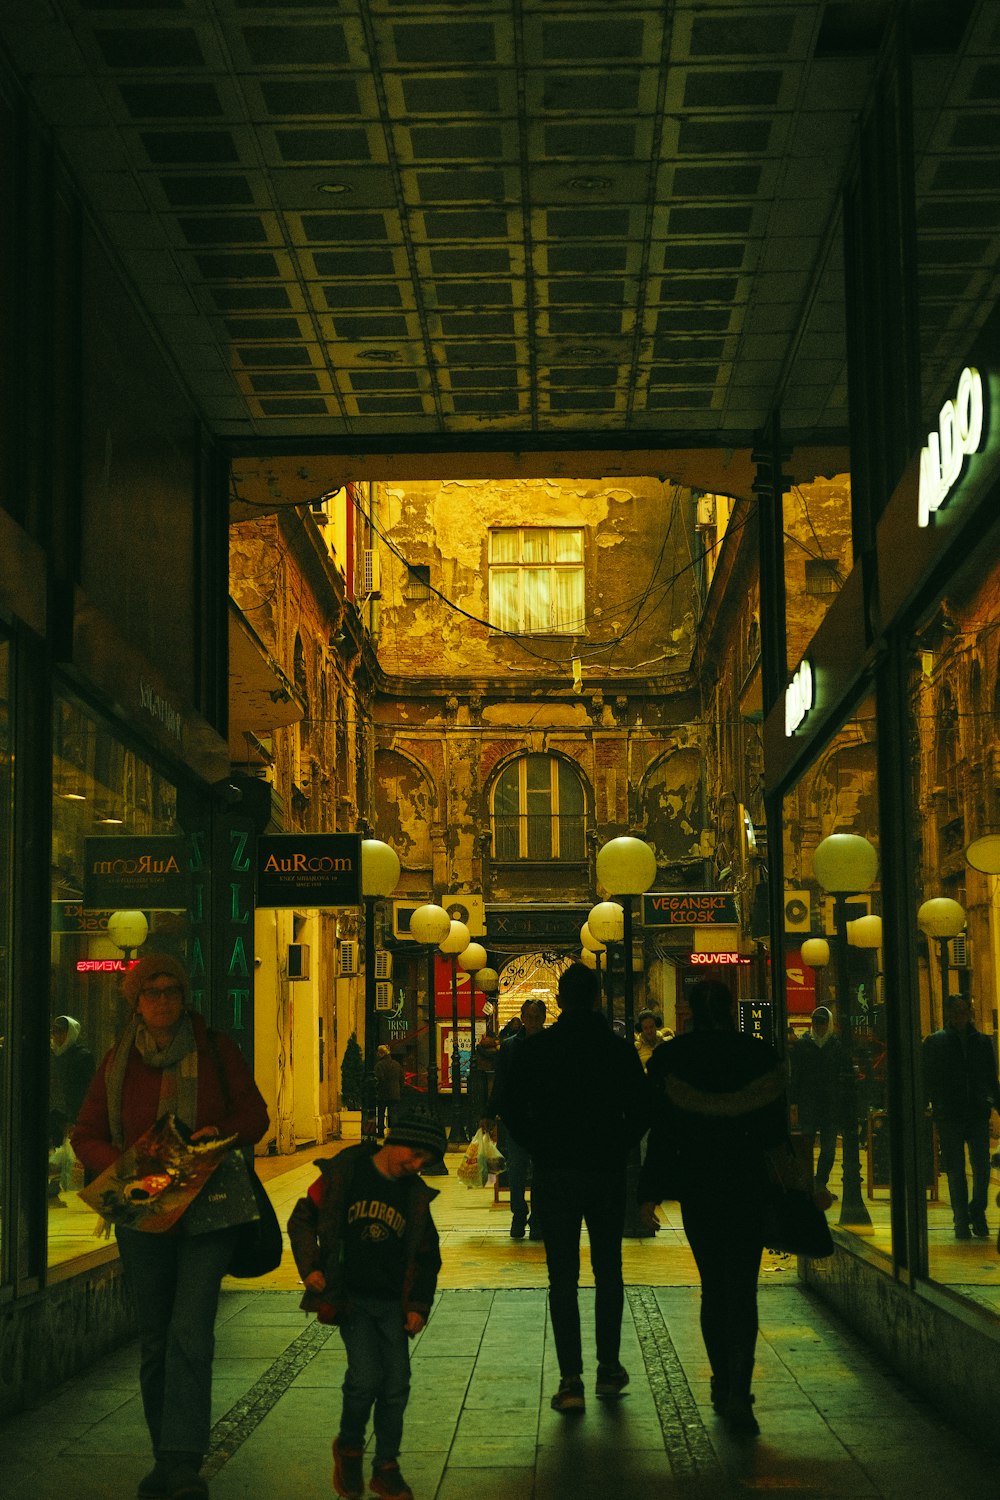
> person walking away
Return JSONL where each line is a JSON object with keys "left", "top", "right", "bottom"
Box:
{"left": 639, "top": 979, "right": 787, "bottom": 1438}
{"left": 486, "top": 998, "right": 546, "bottom": 1240}
{"left": 73, "top": 954, "right": 269, "bottom": 1500}
{"left": 788, "top": 1005, "right": 844, "bottom": 1198}
{"left": 374, "top": 1045, "right": 405, "bottom": 1138}
{"left": 288, "top": 1108, "right": 445, "bottom": 1500}
{"left": 922, "top": 993, "right": 1000, "bottom": 1239}
{"left": 503, "top": 963, "right": 647, "bottom": 1413}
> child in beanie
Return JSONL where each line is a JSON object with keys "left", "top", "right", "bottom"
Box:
{"left": 287, "top": 1109, "right": 445, "bottom": 1500}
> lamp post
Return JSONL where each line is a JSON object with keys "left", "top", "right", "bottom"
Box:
{"left": 477, "top": 966, "right": 500, "bottom": 1035}
{"left": 458, "top": 943, "right": 488, "bottom": 1124}
{"left": 595, "top": 835, "right": 658, "bottom": 1239}
{"left": 917, "top": 898, "right": 966, "bottom": 1030}
{"left": 361, "top": 839, "right": 401, "bottom": 1143}
{"left": 439, "top": 918, "right": 471, "bottom": 1145}
{"left": 813, "top": 833, "right": 877, "bottom": 1228}
{"left": 588, "top": 901, "right": 624, "bottom": 1026}
{"left": 409, "top": 903, "right": 452, "bottom": 1116}
{"left": 596, "top": 836, "right": 657, "bottom": 1040}
{"left": 581, "top": 921, "right": 608, "bottom": 1015}
{"left": 800, "top": 935, "right": 831, "bottom": 1013}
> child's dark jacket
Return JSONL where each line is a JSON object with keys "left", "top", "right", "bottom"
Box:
{"left": 287, "top": 1144, "right": 441, "bottom": 1324}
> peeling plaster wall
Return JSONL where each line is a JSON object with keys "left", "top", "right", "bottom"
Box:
{"left": 783, "top": 475, "right": 854, "bottom": 670}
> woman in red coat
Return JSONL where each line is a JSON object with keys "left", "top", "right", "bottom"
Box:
{"left": 73, "top": 954, "right": 269, "bottom": 1500}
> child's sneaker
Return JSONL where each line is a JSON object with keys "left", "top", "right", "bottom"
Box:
{"left": 550, "top": 1375, "right": 585, "bottom": 1412}
{"left": 595, "top": 1362, "right": 629, "bottom": 1398}
{"left": 370, "top": 1460, "right": 414, "bottom": 1499}
{"left": 333, "top": 1438, "right": 365, "bottom": 1499}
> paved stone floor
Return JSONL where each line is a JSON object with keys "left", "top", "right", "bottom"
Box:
{"left": 6, "top": 1144, "right": 1000, "bottom": 1498}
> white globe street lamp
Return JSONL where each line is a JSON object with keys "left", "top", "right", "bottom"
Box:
{"left": 918, "top": 897, "right": 967, "bottom": 1030}
{"left": 107, "top": 909, "right": 149, "bottom": 967}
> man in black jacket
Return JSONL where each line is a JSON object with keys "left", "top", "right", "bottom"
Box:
{"left": 502, "top": 963, "right": 648, "bottom": 1414}
{"left": 485, "top": 997, "right": 546, "bottom": 1239}
{"left": 922, "top": 993, "right": 1000, "bottom": 1239}
{"left": 788, "top": 1006, "right": 844, "bottom": 1197}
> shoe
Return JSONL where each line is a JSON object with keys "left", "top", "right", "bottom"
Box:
{"left": 333, "top": 1439, "right": 365, "bottom": 1499}
{"left": 595, "top": 1363, "right": 629, "bottom": 1398}
{"left": 137, "top": 1463, "right": 173, "bottom": 1499}
{"left": 709, "top": 1376, "right": 728, "bottom": 1414}
{"left": 970, "top": 1215, "right": 989, "bottom": 1239}
{"left": 550, "top": 1375, "right": 585, "bottom": 1413}
{"left": 723, "top": 1395, "right": 760, "bottom": 1438}
{"left": 370, "top": 1461, "right": 414, "bottom": 1499}
{"left": 954, "top": 1224, "right": 972, "bottom": 1240}
{"left": 510, "top": 1217, "right": 526, "bottom": 1240}
{"left": 167, "top": 1466, "right": 208, "bottom": 1500}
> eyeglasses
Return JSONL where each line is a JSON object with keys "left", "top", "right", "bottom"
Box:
{"left": 139, "top": 984, "right": 184, "bottom": 1001}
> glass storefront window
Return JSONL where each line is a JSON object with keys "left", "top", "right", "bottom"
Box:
{"left": 0, "top": 637, "right": 11, "bottom": 1283}
{"left": 782, "top": 695, "right": 886, "bottom": 1253}
{"left": 49, "top": 691, "right": 182, "bottom": 1272}
{"left": 909, "top": 554, "right": 1000, "bottom": 1306}
{"left": 783, "top": 474, "right": 855, "bottom": 670}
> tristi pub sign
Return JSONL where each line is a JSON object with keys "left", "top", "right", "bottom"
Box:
{"left": 255, "top": 833, "right": 362, "bottom": 908}
{"left": 642, "top": 891, "right": 739, "bottom": 926}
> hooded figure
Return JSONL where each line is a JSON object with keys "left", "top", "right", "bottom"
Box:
{"left": 49, "top": 1014, "right": 95, "bottom": 1138}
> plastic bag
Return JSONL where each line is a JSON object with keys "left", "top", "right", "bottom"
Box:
{"left": 457, "top": 1128, "right": 503, "bottom": 1188}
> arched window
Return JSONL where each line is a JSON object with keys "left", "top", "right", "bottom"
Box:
{"left": 492, "top": 754, "right": 586, "bottom": 861}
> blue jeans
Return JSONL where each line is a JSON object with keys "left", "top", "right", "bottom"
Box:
{"left": 531, "top": 1165, "right": 625, "bottom": 1377}
{"left": 116, "top": 1225, "right": 238, "bottom": 1459}
{"left": 498, "top": 1125, "right": 532, "bottom": 1226}
{"left": 338, "top": 1296, "right": 411, "bottom": 1464}
{"left": 937, "top": 1116, "right": 991, "bottom": 1228}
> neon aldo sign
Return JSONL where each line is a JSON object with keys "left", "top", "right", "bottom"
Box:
{"left": 918, "top": 366, "right": 985, "bottom": 527}
{"left": 784, "top": 658, "right": 813, "bottom": 737}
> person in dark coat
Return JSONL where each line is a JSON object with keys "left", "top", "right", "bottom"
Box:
{"left": 288, "top": 1109, "right": 444, "bottom": 1500}
{"left": 73, "top": 954, "right": 269, "bottom": 1500}
{"left": 922, "top": 993, "right": 1000, "bottom": 1239}
{"left": 374, "top": 1045, "right": 405, "bottom": 1137}
{"left": 502, "top": 963, "right": 647, "bottom": 1413}
{"left": 639, "top": 979, "right": 788, "bottom": 1438}
{"left": 788, "top": 1005, "right": 845, "bottom": 1197}
{"left": 485, "top": 997, "right": 546, "bottom": 1240}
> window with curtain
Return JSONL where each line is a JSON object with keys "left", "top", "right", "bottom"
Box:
{"left": 489, "top": 527, "right": 584, "bottom": 634}
{"left": 492, "top": 754, "right": 586, "bottom": 861}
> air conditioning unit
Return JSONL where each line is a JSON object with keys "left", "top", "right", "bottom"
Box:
{"left": 375, "top": 981, "right": 394, "bottom": 1011}
{"left": 696, "top": 493, "right": 716, "bottom": 529}
{"left": 338, "top": 939, "right": 358, "bottom": 977}
{"left": 783, "top": 889, "right": 811, "bottom": 933}
{"left": 309, "top": 500, "right": 330, "bottom": 524}
{"left": 949, "top": 934, "right": 970, "bottom": 968}
{"left": 444, "top": 893, "right": 486, "bottom": 936}
{"left": 392, "top": 900, "right": 424, "bottom": 940}
{"left": 374, "top": 950, "right": 392, "bottom": 979}
{"left": 362, "top": 548, "right": 381, "bottom": 596}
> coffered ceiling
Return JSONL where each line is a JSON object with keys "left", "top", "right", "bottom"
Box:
{"left": 0, "top": 0, "right": 995, "bottom": 487}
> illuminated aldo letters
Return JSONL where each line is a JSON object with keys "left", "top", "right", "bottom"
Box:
{"left": 918, "top": 366, "right": 984, "bottom": 527}
{"left": 784, "top": 658, "right": 813, "bottom": 737}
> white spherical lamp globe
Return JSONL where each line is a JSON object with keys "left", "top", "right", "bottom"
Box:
{"left": 457, "top": 943, "right": 488, "bottom": 973}
{"left": 596, "top": 836, "right": 657, "bottom": 895}
{"left": 439, "top": 919, "right": 471, "bottom": 955}
{"left": 588, "top": 900, "right": 624, "bottom": 944}
{"left": 408, "top": 903, "right": 452, "bottom": 945}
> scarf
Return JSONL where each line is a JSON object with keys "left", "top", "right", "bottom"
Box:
{"left": 810, "top": 1026, "right": 832, "bottom": 1049}
{"left": 106, "top": 1011, "right": 199, "bottom": 1148}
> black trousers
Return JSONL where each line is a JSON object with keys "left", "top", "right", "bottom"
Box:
{"left": 681, "top": 1195, "right": 763, "bottom": 1389}
{"left": 532, "top": 1164, "right": 625, "bottom": 1378}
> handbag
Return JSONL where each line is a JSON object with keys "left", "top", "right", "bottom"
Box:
{"left": 228, "top": 1161, "right": 284, "bottom": 1278}
{"left": 184, "top": 1146, "right": 259, "bottom": 1235}
{"left": 761, "top": 1184, "right": 835, "bottom": 1258}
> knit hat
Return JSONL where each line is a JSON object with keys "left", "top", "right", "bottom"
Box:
{"left": 122, "top": 952, "right": 191, "bottom": 1010}
{"left": 385, "top": 1107, "right": 447, "bottom": 1165}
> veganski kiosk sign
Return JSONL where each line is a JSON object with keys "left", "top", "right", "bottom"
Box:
{"left": 255, "top": 833, "right": 361, "bottom": 907}
{"left": 642, "top": 891, "right": 739, "bottom": 926}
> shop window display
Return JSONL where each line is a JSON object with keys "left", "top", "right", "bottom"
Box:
{"left": 782, "top": 697, "right": 887, "bottom": 1253}
{"left": 49, "top": 692, "right": 182, "bottom": 1271}
{"left": 0, "top": 639, "right": 11, "bottom": 1281}
{"left": 909, "top": 557, "right": 1000, "bottom": 1306}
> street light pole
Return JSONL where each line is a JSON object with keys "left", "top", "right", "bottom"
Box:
{"left": 360, "top": 840, "right": 401, "bottom": 1145}
{"left": 408, "top": 902, "right": 452, "bottom": 1116}
{"left": 439, "top": 919, "right": 471, "bottom": 1146}
{"left": 813, "top": 833, "right": 877, "bottom": 1230}
{"left": 917, "top": 898, "right": 967, "bottom": 1032}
